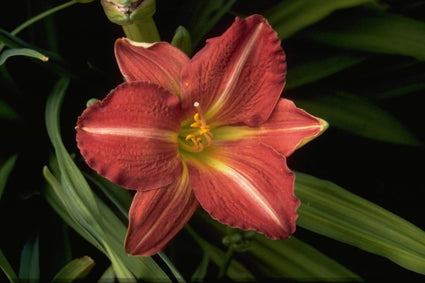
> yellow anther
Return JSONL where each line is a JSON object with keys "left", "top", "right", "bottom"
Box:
{"left": 185, "top": 134, "right": 196, "bottom": 141}
{"left": 194, "top": 113, "right": 200, "bottom": 122}
{"left": 190, "top": 121, "right": 201, "bottom": 128}
{"left": 199, "top": 128, "right": 210, "bottom": 135}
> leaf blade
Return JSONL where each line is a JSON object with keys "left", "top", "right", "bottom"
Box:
{"left": 296, "top": 171, "right": 425, "bottom": 275}
{"left": 0, "top": 48, "right": 48, "bottom": 65}
{"left": 51, "top": 256, "right": 95, "bottom": 282}
{"left": 294, "top": 91, "right": 422, "bottom": 146}
{"left": 0, "top": 248, "right": 18, "bottom": 283}
{"left": 18, "top": 235, "right": 39, "bottom": 282}
{"left": 266, "top": 0, "right": 373, "bottom": 39}
{"left": 0, "top": 154, "right": 18, "bottom": 200}
{"left": 249, "top": 235, "right": 362, "bottom": 281}
{"left": 304, "top": 8, "right": 425, "bottom": 61}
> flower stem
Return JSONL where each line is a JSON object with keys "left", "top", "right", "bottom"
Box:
{"left": 0, "top": 0, "right": 78, "bottom": 53}
{"left": 122, "top": 17, "right": 160, "bottom": 42}
{"left": 13, "top": 0, "right": 78, "bottom": 36}
{"left": 217, "top": 246, "right": 234, "bottom": 279}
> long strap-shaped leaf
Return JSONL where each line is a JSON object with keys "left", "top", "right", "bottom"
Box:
{"left": 266, "top": 0, "right": 373, "bottom": 39}
{"left": 52, "top": 256, "right": 95, "bottom": 282}
{"left": 193, "top": 210, "right": 361, "bottom": 281}
{"left": 303, "top": 7, "right": 425, "bottom": 61}
{"left": 294, "top": 91, "right": 422, "bottom": 146}
{"left": 0, "top": 248, "right": 18, "bottom": 283}
{"left": 0, "top": 154, "right": 18, "bottom": 200}
{"left": 296, "top": 171, "right": 425, "bottom": 275}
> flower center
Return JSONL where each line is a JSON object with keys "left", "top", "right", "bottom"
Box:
{"left": 183, "top": 102, "right": 213, "bottom": 152}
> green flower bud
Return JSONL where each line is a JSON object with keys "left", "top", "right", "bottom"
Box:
{"left": 171, "top": 26, "right": 192, "bottom": 56}
{"left": 222, "top": 229, "right": 255, "bottom": 252}
{"left": 101, "top": 0, "right": 156, "bottom": 26}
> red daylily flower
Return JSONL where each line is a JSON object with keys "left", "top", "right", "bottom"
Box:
{"left": 76, "top": 15, "right": 327, "bottom": 256}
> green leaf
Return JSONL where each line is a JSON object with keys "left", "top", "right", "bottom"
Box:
{"left": 191, "top": 252, "right": 210, "bottom": 282}
{"left": 84, "top": 172, "right": 132, "bottom": 220}
{"left": 0, "top": 100, "right": 20, "bottom": 120}
{"left": 45, "top": 77, "right": 106, "bottom": 249}
{"left": 98, "top": 265, "right": 115, "bottom": 282}
{"left": 286, "top": 53, "right": 366, "bottom": 89}
{"left": 187, "top": 0, "right": 237, "bottom": 47}
{"left": 372, "top": 82, "right": 425, "bottom": 100}
{"left": 158, "top": 252, "right": 185, "bottom": 283}
{"left": 0, "top": 29, "right": 31, "bottom": 49}
{"left": 266, "top": 0, "right": 373, "bottom": 39}
{"left": 294, "top": 91, "right": 422, "bottom": 146}
{"left": 52, "top": 256, "right": 95, "bottom": 282}
{"left": 193, "top": 211, "right": 361, "bottom": 281}
{"left": 0, "top": 153, "right": 18, "bottom": 200}
{"left": 19, "top": 235, "right": 39, "bottom": 282}
{"left": 44, "top": 164, "right": 171, "bottom": 282}
{"left": 248, "top": 235, "right": 362, "bottom": 281}
{"left": 304, "top": 8, "right": 425, "bottom": 61}
{"left": 43, "top": 166, "right": 102, "bottom": 254}
{"left": 296, "top": 171, "right": 425, "bottom": 275}
{"left": 0, "top": 248, "right": 18, "bottom": 283}
{"left": 0, "top": 29, "right": 71, "bottom": 76}
{"left": 0, "top": 48, "right": 48, "bottom": 65}
{"left": 45, "top": 80, "right": 132, "bottom": 281}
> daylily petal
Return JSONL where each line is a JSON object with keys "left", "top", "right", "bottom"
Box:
{"left": 115, "top": 38, "right": 190, "bottom": 96}
{"left": 213, "top": 99, "right": 328, "bottom": 157}
{"left": 125, "top": 165, "right": 199, "bottom": 256}
{"left": 185, "top": 140, "right": 299, "bottom": 239}
{"left": 181, "top": 15, "right": 286, "bottom": 126}
{"left": 76, "top": 81, "right": 182, "bottom": 191}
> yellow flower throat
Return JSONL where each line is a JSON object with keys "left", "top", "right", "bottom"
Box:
{"left": 184, "top": 102, "right": 213, "bottom": 152}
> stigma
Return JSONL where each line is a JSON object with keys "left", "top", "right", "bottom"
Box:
{"left": 184, "top": 102, "right": 213, "bottom": 152}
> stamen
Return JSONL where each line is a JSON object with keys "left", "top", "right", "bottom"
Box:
{"left": 194, "top": 102, "right": 207, "bottom": 128}
{"left": 190, "top": 121, "right": 201, "bottom": 128}
{"left": 199, "top": 128, "right": 210, "bottom": 135}
{"left": 194, "top": 113, "right": 200, "bottom": 122}
{"left": 203, "top": 132, "right": 213, "bottom": 146}
{"left": 185, "top": 134, "right": 196, "bottom": 141}
{"left": 183, "top": 102, "right": 213, "bottom": 152}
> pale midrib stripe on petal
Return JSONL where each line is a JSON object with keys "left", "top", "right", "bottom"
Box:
{"left": 80, "top": 127, "right": 177, "bottom": 141}
{"left": 214, "top": 124, "right": 322, "bottom": 141}
{"left": 133, "top": 165, "right": 191, "bottom": 251}
{"left": 207, "top": 22, "right": 265, "bottom": 119}
{"left": 261, "top": 124, "right": 323, "bottom": 133}
{"left": 211, "top": 158, "right": 284, "bottom": 229}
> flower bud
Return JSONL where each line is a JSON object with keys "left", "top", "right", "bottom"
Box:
{"left": 100, "top": 0, "right": 156, "bottom": 26}
{"left": 171, "top": 26, "right": 192, "bottom": 56}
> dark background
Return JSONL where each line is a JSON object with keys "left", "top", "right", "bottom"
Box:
{"left": 1, "top": 0, "right": 424, "bottom": 281}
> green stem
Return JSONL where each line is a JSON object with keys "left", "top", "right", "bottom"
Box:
{"left": 122, "top": 17, "right": 160, "bottom": 42}
{"left": 12, "top": 0, "right": 78, "bottom": 36}
{"left": 217, "top": 247, "right": 234, "bottom": 279}
{"left": 0, "top": 0, "right": 78, "bottom": 53}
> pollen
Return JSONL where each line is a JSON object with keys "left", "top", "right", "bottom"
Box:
{"left": 183, "top": 102, "right": 213, "bottom": 152}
